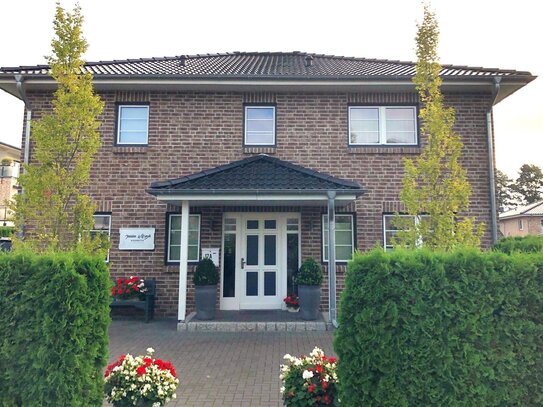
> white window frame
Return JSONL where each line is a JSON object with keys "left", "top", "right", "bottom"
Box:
{"left": 322, "top": 214, "right": 354, "bottom": 262}
{"left": 167, "top": 214, "right": 201, "bottom": 263}
{"left": 383, "top": 214, "right": 430, "bottom": 251}
{"left": 244, "top": 105, "right": 276, "bottom": 146}
{"left": 117, "top": 104, "right": 150, "bottom": 145}
{"left": 92, "top": 214, "right": 111, "bottom": 262}
{"left": 349, "top": 106, "right": 418, "bottom": 146}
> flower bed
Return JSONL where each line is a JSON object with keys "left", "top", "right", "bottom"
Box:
{"left": 104, "top": 348, "right": 179, "bottom": 406}
{"left": 280, "top": 347, "right": 338, "bottom": 406}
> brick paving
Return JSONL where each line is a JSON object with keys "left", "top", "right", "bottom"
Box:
{"left": 106, "top": 318, "right": 335, "bottom": 406}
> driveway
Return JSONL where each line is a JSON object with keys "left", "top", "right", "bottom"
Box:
{"left": 107, "top": 319, "right": 335, "bottom": 406}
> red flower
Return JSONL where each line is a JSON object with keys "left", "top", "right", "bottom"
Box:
{"left": 315, "top": 365, "right": 323, "bottom": 374}
{"left": 323, "top": 395, "right": 331, "bottom": 404}
{"left": 322, "top": 380, "right": 328, "bottom": 390}
{"left": 308, "top": 384, "right": 316, "bottom": 393}
{"left": 327, "top": 357, "right": 337, "bottom": 363}
{"left": 136, "top": 366, "right": 147, "bottom": 376}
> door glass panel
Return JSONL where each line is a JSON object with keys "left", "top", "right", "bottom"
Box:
{"left": 224, "top": 218, "right": 236, "bottom": 232}
{"left": 287, "top": 218, "right": 299, "bottom": 231}
{"left": 246, "top": 235, "right": 258, "bottom": 265}
{"left": 264, "top": 235, "right": 276, "bottom": 266}
{"left": 247, "top": 220, "right": 259, "bottom": 229}
{"left": 264, "top": 220, "right": 276, "bottom": 229}
{"left": 246, "top": 272, "right": 258, "bottom": 296}
{"left": 223, "top": 234, "right": 236, "bottom": 297}
{"left": 264, "top": 271, "right": 276, "bottom": 296}
{"left": 287, "top": 233, "right": 299, "bottom": 295}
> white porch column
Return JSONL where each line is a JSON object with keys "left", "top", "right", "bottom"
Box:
{"left": 178, "top": 200, "right": 190, "bottom": 322}
{"left": 327, "top": 191, "right": 337, "bottom": 325}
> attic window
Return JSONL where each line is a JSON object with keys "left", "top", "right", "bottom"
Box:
{"left": 244, "top": 106, "right": 276, "bottom": 146}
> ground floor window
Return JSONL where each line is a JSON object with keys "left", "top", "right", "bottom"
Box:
{"left": 167, "top": 214, "right": 201, "bottom": 263}
{"left": 92, "top": 213, "right": 111, "bottom": 262}
{"left": 322, "top": 214, "right": 355, "bottom": 262}
{"left": 383, "top": 214, "right": 429, "bottom": 251}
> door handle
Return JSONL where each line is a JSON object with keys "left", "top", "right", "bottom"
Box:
{"left": 241, "top": 257, "right": 246, "bottom": 269}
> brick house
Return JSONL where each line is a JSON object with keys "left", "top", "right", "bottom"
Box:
{"left": 0, "top": 52, "right": 535, "bottom": 322}
{"left": 499, "top": 200, "right": 543, "bottom": 237}
{"left": 0, "top": 141, "right": 20, "bottom": 226}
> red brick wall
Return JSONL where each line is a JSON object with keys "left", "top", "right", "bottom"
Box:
{"left": 21, "top": 90, "right": 495, "bottom": 317}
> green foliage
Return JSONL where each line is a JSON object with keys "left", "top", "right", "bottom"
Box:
{"left": 496, "top": 169, "right": 518, "bottom": 212}
{"left": 11, "top": 4, "right": 105, "bottom": 254}
{"left": 334, "top": 249, "right": 543, "bottom": 406}
{"left": 396, "top": 5, "right": 483, "bottom": 250}
{"left": 193, "top": 258, "right": 219, "bottom": 286}
{"left": 494, "top": 235, "right": 543, "bottom": 254}
{"left": 0, "top": 251, "right": 111, "bottom": 406}
{"left": 294, "top": 257, "right": 323, "bottom": 286}
{"left": 512, "top": 164, "right": 543, "bottom": 205}
{"left": 0, "top": 226, "right": 14, "bottom": 237}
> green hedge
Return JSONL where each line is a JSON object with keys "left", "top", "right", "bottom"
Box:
{"left": 494, "top": 235, "right": 543, "bottom": 254}
{"left": 0, "top": 251, "right": 111, "bottom": 406}
{"left": 334, "top": 249, "right": 543, "bottom": 407}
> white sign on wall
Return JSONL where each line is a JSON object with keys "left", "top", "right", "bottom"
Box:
{"left": 119, "top": 228, "right": 155, "bottom": 250}
{"left": 201, "top": 248, "right": 220, "bottom": 266}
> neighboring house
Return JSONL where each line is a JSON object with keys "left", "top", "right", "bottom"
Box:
{"left": 499, "top": 200, "right": 543, "bottom": 237}
{"left": 0, "top": 52, "right": 535, "bottom": 321}
{"left": 0, "top": 141, "right": 20, "bottom": 226}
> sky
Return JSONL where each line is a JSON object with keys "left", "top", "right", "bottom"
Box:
{"left": 0, "top": 0, "right": 540, "bottom": 179}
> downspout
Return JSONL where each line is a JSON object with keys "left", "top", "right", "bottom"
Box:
{"left": 14, "top": 75, "right": 32, "bottom": 166}
{"left": 487, "top": 76, "right": 501, "bottom": 244}
{"left": 15, "top": 75, "right": 32, "bottom": 239}
{"left": 327, "top": 190, "right": 338, "bottom": 327}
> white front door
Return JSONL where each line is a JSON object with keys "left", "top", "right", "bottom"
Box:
{"left": 220, "top": 213, "right": 300, "bottom": 310}
{"left": 240, "top": 214, "right": 281, "bottom": 309}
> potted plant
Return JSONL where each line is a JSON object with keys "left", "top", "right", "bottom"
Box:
{"left": 193, "top": 258, "right": 219, "bottom": 320}
{"left": 280, "top": 347, "right": 338, "bottom": 406}
{"left": 283, "top": 293, "right": 299, "bottom": 312}
{"left": 104, "top": 347, "right": 179, "bottom": 406}
{"left": 294, "top": 258, "right": 323, "bottom": 320}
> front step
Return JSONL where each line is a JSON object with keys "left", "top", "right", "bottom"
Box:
{"left": 177, "top": 312, "right": 329, "bottom": 332}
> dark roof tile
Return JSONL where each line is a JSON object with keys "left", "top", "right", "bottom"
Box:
{"left": 0, "top": 51, "right": 533, "bottom": 79}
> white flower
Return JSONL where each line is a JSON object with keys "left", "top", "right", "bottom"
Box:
{"left": 302, "top": 370, "right": 314, "bottom": 379}
{"left": 146, "top": 347, "right": 155, "bottom": 354}
{"left": 283, "top": 353, "right": 292, "bottom": 360}
{"left": 280, "top": 386, "right": 285, "bottom": 394}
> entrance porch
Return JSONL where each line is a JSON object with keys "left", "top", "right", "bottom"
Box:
{"left": 147, "top": 154, "right": 364, "bottom": 325}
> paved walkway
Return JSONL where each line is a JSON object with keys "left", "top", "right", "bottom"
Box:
{"left": 107, "top": 318, "right": 335, "bottom": 406}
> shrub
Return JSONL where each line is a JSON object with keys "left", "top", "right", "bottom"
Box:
{"left": 494, "top": 235, "right": 543, "bottom": 254}
{"left": 0, "top": 226, "right": 14, "bottom": 238}
{"left": 334, "top": 249, "right": 543, "bottom": 407}
{"left": 294, "top": 257, "right": 323, "bottom": 286}
{"left": 193, "top": 257, "right": 219, "bottom": 286}
{"left": 0, "top": 251, "right": 111, "bottom": 406}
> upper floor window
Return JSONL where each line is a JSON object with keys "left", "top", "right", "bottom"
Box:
{"left": 349, "top": 106, "right": 417, "bottom": 146}
{"left": 117, "top": 105, "right": 149, "bottom": 145}
{"left": 91, "top": 213, "right": 111, "bottom": 262}
{"left": 244, "top": 106, "right": 276, "bottom": 146}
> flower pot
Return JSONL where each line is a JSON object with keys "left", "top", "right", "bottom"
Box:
{"left": 195, "top": 284, "right": 217, "bottom": 320}
{"left": 298, "top": 285, "right": 321, "bottom": 320}
{"left": 287, "top": 307, "right": 299, "bottom": 313}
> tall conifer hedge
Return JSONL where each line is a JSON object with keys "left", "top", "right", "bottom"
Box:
{"left": 0, "top": 252, "right": 110, "bottom": 406}
{"left": 335, "top": 249, "right": 543, "bottom": 406}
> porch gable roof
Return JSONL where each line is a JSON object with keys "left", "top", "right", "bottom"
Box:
{"left": 147, "top": 154, "right": 364, "bottom": 197}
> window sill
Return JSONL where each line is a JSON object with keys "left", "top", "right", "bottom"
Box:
{"left": 243, "top": 146, "right": 276, "bottom": 154}
{"left": 348, "top": 146, "right": 420, "bottom": 154}
{"left": 112, "top": 146, "right": 148, "bottom": 154}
